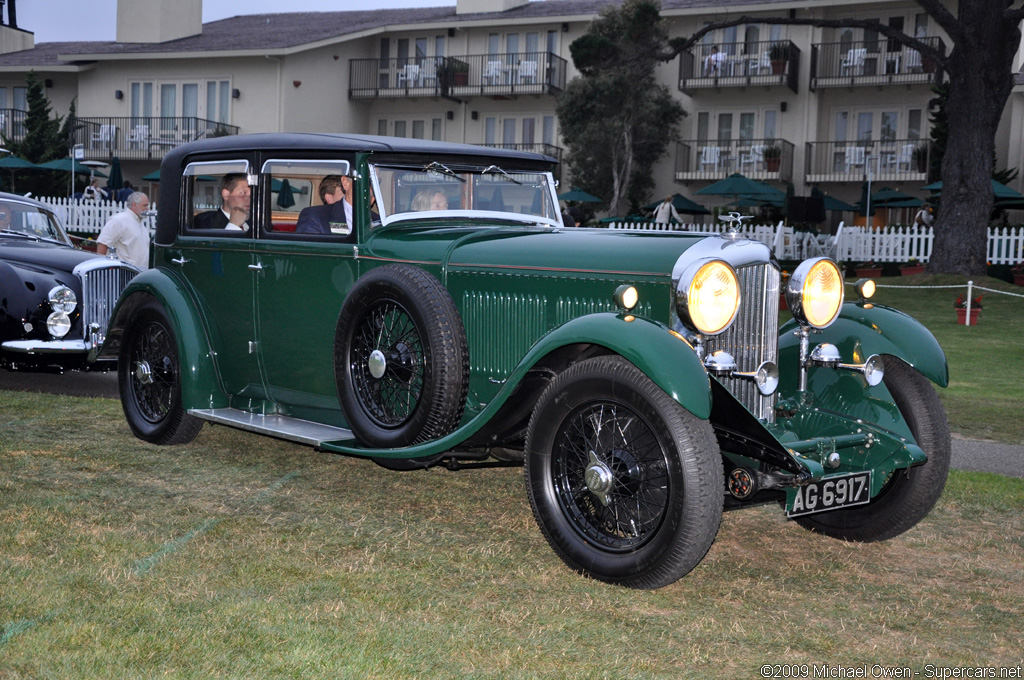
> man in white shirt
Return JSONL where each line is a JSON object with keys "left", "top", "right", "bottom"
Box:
{"left": 96, "top": 192, "right": 150, "bottom": 270}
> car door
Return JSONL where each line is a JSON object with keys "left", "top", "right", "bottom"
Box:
{"left": 252, "top": 157, "right": 359, "bottom": 418}
{"left": 169, "top": 158, "right": 266, "bottom": 401}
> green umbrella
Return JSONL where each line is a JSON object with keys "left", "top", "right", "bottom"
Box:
{"left": 869, "top": 186, "right": 921, "bottom": 206}
{"left": 642, "top": 193, "right": 710, "bottom": 215}
{"left": 0, "top": 155, "right": 39, "bottom": 192}
{"left": 106, "top": 157, "right": 124, "bottom": 194}
{"left": 37, "top": 158, "right": 108, "bottom": 177}
{"left": 695, "top": 173, "right": 784, "bottom": 203}
{"left": 922, "top": 178, "right": 1023, "bottom": 199}
{"left": 820, "top": 194, "right": 858, "bottom": 212}
{"left": 276, "top": 178, "right": 296, "bottom": 208}
{"left": 557, "top": 187, "right": 602, "bottom": 203}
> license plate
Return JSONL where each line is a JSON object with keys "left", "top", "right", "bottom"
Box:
{"left": 787, "top": 471, "right": 872, "bottom": 518}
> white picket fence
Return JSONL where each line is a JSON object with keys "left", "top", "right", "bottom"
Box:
{"left": 32, "top": 197, "right": 1024, "bottom": 265}
{"left": 605, "top": 220, "right": 1024, "bottom": 264}
{"left": 35, "top": 196, "right": 157, "bottom": 236}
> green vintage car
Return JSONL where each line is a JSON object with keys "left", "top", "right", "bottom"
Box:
{"left": 100, "top": 134, "right": 950, "bottom": 589}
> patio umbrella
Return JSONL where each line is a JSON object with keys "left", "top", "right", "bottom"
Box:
{"left": 0, "top": 155, "right": 39, "bottom": 192}
{"left": 869, "top": 186, "right": 921, "bottom": 206}
{"left": 695, "top": 173, "right": 785, "bottom": 205}
{"left": 921, "top": 178, "right": 1023, "bottom": 199}
{"left": 557, "top": 187, "right": 602, "bottom": 203}
{"left": 820, "top": 194, "right": 858, "bottom": 212}
{"left": 37, "top": 158, "right": 108, "bottom": 177}
{"left": 857, "top": 181, "right": 876, "bottom": 217}
{"left": 641, "top": 193, "right": 710, "bottom": 215}
{"left": 275, "top": 178, "right": 296, "bottom": 208}
{"left": 105, "top": 157, "right": 124, "bottom": 194}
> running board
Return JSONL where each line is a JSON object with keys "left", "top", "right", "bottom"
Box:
{"left": 189, "top": 408, "right": 354, "bottom": 447}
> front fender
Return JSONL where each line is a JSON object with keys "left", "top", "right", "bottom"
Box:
{"left": 779, "top": 301, "right": 948, "bottom": 388}
{"left": 99, "top": 268, "right": 227, "bottom": 410}
{"left": 320, "top": 312, "right": 711, "bottom": 458}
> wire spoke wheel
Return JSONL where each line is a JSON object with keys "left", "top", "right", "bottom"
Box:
{"left": 129, "top": 319, "right": 177, "bottom": 423}
{"left": 350, "top": 298, "right": 425, "bottom": 428}
{"left": 553, "top": 402, "right": 670, "bottom": 551}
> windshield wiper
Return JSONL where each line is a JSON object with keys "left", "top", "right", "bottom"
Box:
{"left": 0, "top": 229, "right": 41, "bottom": 241}
{"left": 423, "top": 161, "right": 466, "bottom": 182}
{"left": 482, "top": 165, "right": 522, "bottom": 185}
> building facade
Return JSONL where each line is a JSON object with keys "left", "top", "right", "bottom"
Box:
{"left": 0, "top": 0, "right": 1021, "bottom": 219}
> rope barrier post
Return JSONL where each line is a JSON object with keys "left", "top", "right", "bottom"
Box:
{"left": 965, "top": 280, "right": 974, "bottom": 326}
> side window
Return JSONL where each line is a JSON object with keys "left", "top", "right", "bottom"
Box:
{"left": 183, "top": 160, "right": 252, "bottom": 235}
{"left": 260, "top": 159, "right": 353, "bottom": 239}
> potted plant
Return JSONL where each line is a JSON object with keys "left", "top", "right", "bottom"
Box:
{"left": 912, "top": 143, "right": 929, "bottom": 173}
{"left": 769, "top": 42, "right": 789, "bottom": 75}
{"left": 954, "top": 292, "right": 982, "bottom": 325}
{"left": 901, "top": 257, "right": 926, "bottom": 275}
{"left": 853, "top": 260, "right": 882, "bottom": 277}
{"left": 440, "top": 59, "right": 470, "bottom": 88}
{"left": 1012, "top": 263, "right": 1024, "bottom": 286}
{"left": 763, "top": 144, "right": 782, "bottom": 172}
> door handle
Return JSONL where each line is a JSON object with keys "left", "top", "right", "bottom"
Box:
{"left": 171, "top": 257, "right": 191, "bottom": 265}
{"left": 248, "top": 262, "right": 263, "bottom": 272}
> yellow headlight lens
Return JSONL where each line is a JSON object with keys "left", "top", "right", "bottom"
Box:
{"left": 801, "top": 260, "right": 844, "bottom": 327}
{"left": 687, "top": 261, "right": 740, "bottom": 335}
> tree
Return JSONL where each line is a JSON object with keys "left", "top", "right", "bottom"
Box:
{"left": 668, "top": 0, "right": 1024, "bottom": 276}
{"left": 3, "top": 71, "right": 72, "bottom": 196}
{"left": 557, "top": 0, "right": 684, "bottom": 217}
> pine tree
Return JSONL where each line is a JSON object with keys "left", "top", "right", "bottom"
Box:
{"left": 5, "top": 71, "right": 70, "bottom": 196}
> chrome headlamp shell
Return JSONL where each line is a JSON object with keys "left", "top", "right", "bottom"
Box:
{"left": 785, "top": 257, "right": 844, "bottom": 329}
{"left": 46, "top": 311, "right": 72, "bottom": 338}
{"left": 48, "top": 285, "right": 77, "bottom": 314}
{"left": 674, "top": 259, "right": 741, "bottom": 336}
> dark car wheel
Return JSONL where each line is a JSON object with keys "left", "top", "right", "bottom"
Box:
{"left": 796, "top": 356, "right": 951, "bottom": 542}
{"left": 525, "top": 355, "right": 723, "bottom": 589}
{"left": 118, "top": 299, "right": 202, "bottom": 445}
{"left": 335, "top": 264, "right": 469, "bottom": 449}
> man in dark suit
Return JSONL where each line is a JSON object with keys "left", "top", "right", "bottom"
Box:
{"left": 193, "top": 173, "right": 251, "bottom": 230}
{"left": 296, "top": 175, "right": 352, "bottom": 235}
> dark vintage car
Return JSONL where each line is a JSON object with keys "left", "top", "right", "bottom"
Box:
{"left": 99, "top": 134, "right": 950, "bottom": 588}
{"left": 0, "top": 192, "right": 139, "bottom": 371}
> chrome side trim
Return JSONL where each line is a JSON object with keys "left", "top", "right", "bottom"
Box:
{"left": 1, "top": 339, "right": 88, "bottom": 354}
{"left": 188, "top": 408, "right": 354, "bottom": 447}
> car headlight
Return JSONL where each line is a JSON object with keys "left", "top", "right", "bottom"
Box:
{"left": 47, "top": 311, "right": 71, "bottom": 338}
{"left": 675, "top": 259, "right": 740, "bottom": 336}
{"left": 48, "top": 285, "right": 77, "bottom": 313}
{"left": 786, "top": 258, "right": 844, "bottom": 328}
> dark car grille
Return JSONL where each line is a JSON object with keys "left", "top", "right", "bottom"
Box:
{"left": 78, "top": 264, "right": 138, "bottom": 343}
{"left": 704, "top": 263, "right": 781, "bottom": 422}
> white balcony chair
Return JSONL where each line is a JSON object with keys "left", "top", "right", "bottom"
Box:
{"left": 747, "top": 51, "right": 771, "bottom": 76}
{"left": 397, "top": 64, "right": 420, "bottom": 88}
{"left": 841, "top": 48, "right": 867, "bottom": 76}
{"left": 518, "top": 60, "right": 537, "bottom": 84}
{"left": 483, "top": 60, "right": 504, "bottom": 85}
{"left": 127, "top": 123, "right": 150, "bottom": 150}
{"left": 844, "top": 146, "right": 866, "bottom": 174}
{"left": 700, "top": 146, "right": 721, "bottom": 172}
{"left": 420, "top": 60, "right": 437, "bottom": 87}
{"left": 894, "top": 143, "right": 915, "bottom": 172}
{"left": 740, "top": 145, "right": 766, "bottom": 172}
{"left": 91, "top": 124, "right": 116, "bottom": 150}
{"left": 905, "top": 50, "right": 922, "bottom": 73}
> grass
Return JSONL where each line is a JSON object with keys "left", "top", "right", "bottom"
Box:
{"left": 2, "top": 390, "right": 1023, "bottom": 678}
{"left": 859, "top": 273, "right": 1024, "bottom": 443}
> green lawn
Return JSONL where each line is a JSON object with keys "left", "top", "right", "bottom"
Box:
{"left": 860, "top": 274, "right": 1024, "bottom": 444}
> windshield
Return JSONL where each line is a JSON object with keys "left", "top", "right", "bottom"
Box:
{"left": 370, "top": 163, "right": 561, "bottom": 227}
{"left": 0, "top": 200, "right": 70, "bottom": 244}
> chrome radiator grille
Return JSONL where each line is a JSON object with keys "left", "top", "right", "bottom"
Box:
{"left": 705, "top": 264, "right": 781, "bottom": 422}
{"left": 78, "top": 264, "right": 139, "bottom": 345}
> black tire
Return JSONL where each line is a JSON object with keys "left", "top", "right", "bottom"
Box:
{"left": 524, "top": 355, "right": 723, "bottom": 589}
{"left": 118, "top": 299, "right": 203, "bottom": 445}
{"left": 335, "top": 264, "right": 469, "bottom": 448}
{"left": 796, "top": 356, "right": 951, "bottom": 542}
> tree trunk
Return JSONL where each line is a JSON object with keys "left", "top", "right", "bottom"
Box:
{"left": 928, "top": 2, "right": 1018, "bottom": 275}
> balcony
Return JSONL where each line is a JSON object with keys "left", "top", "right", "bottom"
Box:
{"left": 69, "top": 116, "right": 240, "bottom": 162}
{"left": 0, "top": 108, "right": 29, "bottom": 143}
{"left": 805, "top": 139, "right": 930, "bottom": 183}
{"left": 674, "top": 138, "right": 795, "bottom": 183}
{"left": 810, "top": 37, "right": 945, "bottom": 90}
{"left": 349, "top": 53, "right": 568, "bottom": 101}
{"left": 678, "top": 41, "right": 799, "bottom": 94}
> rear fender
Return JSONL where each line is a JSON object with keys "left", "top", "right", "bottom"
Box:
{"left": 99, "top": 269, "right": 227, "bottom": 409}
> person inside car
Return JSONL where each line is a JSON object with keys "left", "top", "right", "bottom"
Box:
{"left": 295, "top": 175, "right": 352, "bottom": 235}
{"left": 193, "top": 173, "right": 251, "bottom": 231}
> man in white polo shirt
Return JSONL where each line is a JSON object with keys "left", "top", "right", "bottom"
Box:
{"left": 96, "top": 191, "right": 150, "bottom": 270}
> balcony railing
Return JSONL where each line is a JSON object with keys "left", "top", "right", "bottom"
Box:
{"left": 805, "top": 139, "right": 930, "bottom": 183}
{"left": 678, "top": 41, "right": 799, "bottom": 94}
{"left": 810, "top": 37, "right": 945, "bottom": 90}
{"left": 69, "top": 116, "right": 240, "bottom": 161}
{"left": 674, "top": 138, "right": 795, "bottom": 182}
{"left": 349, "top": 52, "right": 568, "bottom": 100}
{"left": 0, "top": 108, "right": 29, "bottom": 143}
